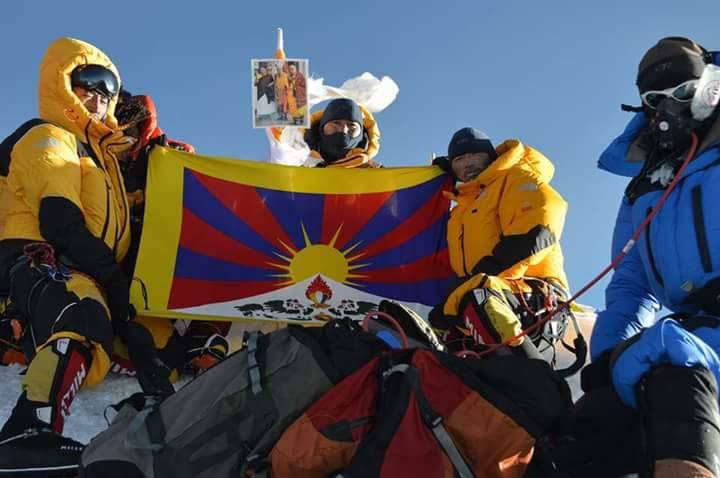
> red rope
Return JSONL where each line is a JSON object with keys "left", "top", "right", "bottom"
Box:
{"left": 475, "top": 133, "right": 700, "bottom": 357}
{"left": 23, "top": 243, "right": 58, "bottom": 268}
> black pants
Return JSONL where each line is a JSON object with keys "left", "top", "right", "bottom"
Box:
{"left": 10, "top": 260, "right": 113, "bottom": 359}
{"left": 556, "top": 365, "right": 720, "bottom": 477}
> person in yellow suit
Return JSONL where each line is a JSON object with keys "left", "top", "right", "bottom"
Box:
{"left": 274, "top": 62, "right": 292, "bottom": 121}
{"left": 0, "top": 38, "right": 135, "bottom": 476}
{"left": 431, "top": 128, "right": 569, "bottom": 361}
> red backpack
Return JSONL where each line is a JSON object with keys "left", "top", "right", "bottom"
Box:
{"left": 271, "top": 349, "right": 571, "bottom": 478}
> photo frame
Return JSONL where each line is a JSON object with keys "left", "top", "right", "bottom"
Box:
{"left": 251, "top": 58, "right": 309, "bottom": 128}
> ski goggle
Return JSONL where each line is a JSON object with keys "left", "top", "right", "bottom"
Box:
{"left": 70, "top": 65, "right": 119, "bottom": 99}
{"left": 640, "top": 79, "right": 699, "bottom": 109}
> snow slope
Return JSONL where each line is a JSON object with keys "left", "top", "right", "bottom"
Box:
{"left": 0, "top": 364, "right": 144, "bottom": 444}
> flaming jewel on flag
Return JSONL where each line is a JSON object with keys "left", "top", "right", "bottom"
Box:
{"left": 305, "top": 275, "right": 333, "bottom": 308}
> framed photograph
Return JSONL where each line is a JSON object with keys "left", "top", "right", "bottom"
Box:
{"left": 251, "top": 58, "right": 309, "bottom": 128}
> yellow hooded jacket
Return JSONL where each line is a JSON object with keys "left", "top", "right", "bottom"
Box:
{"left": 0, "top": 38, "right": 133, "bottom": 385}
{"left": 442, "top": 140, "right": 568, "bottom": 315}
{"left": 304, "top": 104, "right": 381, "bottom": 168}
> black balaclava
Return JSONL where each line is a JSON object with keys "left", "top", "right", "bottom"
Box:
{"left": 318, "top": 98, "right": 364, "bottom": 161}
{"left": 637, "top": 37, "right": 708, "bottom": 153}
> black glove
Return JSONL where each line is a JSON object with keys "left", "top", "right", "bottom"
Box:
{"left": 580, "top": 350, "right": 612, "bottom": 393}
{"left": 134, "top": 134, "right": 169, "bottom": 168}
{"left": 103, "top": 266, "right": 133, "bottom": 324}
{"left": 147, "top": 133, "right": 169, "bottom": 148}
{"left": 428, "top": 275, "right": 474, "bottom": 331}
{"left": 686, "top": 276, "right": 720, "bottom": 315}
{"left": 116, "top": 320, "right": 174, "bottom": 396}
{"left": 471, "top": 256, "right": 503, "bottom": 276}
{"left": 428, "top": 303, "right": 462, "bottom": 332}
{"left": 432, "top": 155, "right": 452, "bottom": 174}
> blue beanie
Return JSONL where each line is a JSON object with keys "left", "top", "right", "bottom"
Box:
{"left": 448, "top": 127, "right": 497, "bottom": 162}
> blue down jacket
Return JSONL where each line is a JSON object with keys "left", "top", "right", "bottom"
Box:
{"left": 593, "top": 111, "right": 720, "bottom": 407}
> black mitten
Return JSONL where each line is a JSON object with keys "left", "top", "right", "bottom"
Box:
{"left": 580, "top": 350, "right": 612, "bottom": 393}
{"left": 104, "top": 266, "right": 132, "bottom": 325}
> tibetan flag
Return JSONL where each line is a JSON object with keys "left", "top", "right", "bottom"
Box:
{"left": 131, "top": 147, "right": 454, "bottom": 324}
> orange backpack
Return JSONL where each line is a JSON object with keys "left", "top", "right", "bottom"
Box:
{"left": 271, "top": 349, "right": 572, "bottom": 478}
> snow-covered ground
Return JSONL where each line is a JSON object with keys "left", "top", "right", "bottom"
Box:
{"left": 0, "top": 315, "right": 591, "bottom": 444}
{"left": 0, "top": 363, "right": 147, "bottom": 444}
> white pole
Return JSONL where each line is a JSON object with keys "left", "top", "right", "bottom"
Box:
{"left": 277, "top": 28, "right": 284, "bottom": 55}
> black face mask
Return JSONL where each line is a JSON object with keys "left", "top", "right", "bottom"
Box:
{"left": 319, "top": 132, "right": 362, "bottom": 161}
{"left": 646, "top": 97, "right": 696, "bottom": 152}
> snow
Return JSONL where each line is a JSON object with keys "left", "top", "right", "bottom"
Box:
{"left": 0, "top": 364, "right": 143, "bottom": 444}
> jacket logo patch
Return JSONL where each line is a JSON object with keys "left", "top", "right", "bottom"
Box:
{"left": 517, "top": 183, "right": 538, "bottom": 192}
{"left": 520, "top": 201, "right": 532, "bottom": 212}
{"left": 33, "top": 138, "right": 62, "bottom": 150}
{"left": 63, "top": 108, "right": 81, "bottom": 123}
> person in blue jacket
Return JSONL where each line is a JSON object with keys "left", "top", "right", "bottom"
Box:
{"left": 562, "top": 37, "right": 720, "bottom": 478}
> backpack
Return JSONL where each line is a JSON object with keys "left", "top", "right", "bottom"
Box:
{"left": 271, "top": 348, "right": 572, "bottom": 478}
{"left": 79, "top": 321, "right": 390, "bottom": 478}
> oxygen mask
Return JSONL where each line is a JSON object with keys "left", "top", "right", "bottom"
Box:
{"left": 646, "top": 96, "right": 696, "bottom": 151}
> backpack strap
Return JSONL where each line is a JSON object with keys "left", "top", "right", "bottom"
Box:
{"left": 405, "top": 365, "right": 475, "bottom": 478}
{"left": 247, "top": 331, "right": 263, "bottom": 395}
{"left": 342, "top": 356, "right": 415, "bottom": 477}
{"left": 122, "top": 396, "right": 165, "bottom": 452}
{"left": 345, "top": 355, "right": 475, "bottom": 478}
{"left": 145, "top": 401, "right": 167, "bottom": 449}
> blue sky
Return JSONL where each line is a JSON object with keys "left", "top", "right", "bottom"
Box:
{"left": 1, "top": 1, "right": 717, "bottom": 311}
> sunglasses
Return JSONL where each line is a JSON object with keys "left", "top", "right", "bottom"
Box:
{"left": 71, "top": 65, "right": 119, "bottom": 99}
{"left": 640, "top": 79, "right": 699, "bottom": 109}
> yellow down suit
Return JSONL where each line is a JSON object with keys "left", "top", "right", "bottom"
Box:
{"left": 441, "top": 140, "right": 568, "bottom": 346}
{"left": 0, "top": 37, "right": 133, "bottom": 423}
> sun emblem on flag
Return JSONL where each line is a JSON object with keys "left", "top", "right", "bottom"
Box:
{"left": 268, "top": 224, "right": 369, "bottom": 286}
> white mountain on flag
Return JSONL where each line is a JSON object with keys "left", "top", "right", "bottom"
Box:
{"left": 172, "top": 274, "right": 429, "bottom": 324}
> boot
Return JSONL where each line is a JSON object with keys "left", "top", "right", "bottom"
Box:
{"left": 0, "top": 425, "right": 85, "bottom": 477}
{"left": 183, "top": 320, "right": 230, "bottom": 373}
{"left": 117, "top": 321, "right": 175, "bottom": 397}
{"left": 0, "top": 338, "right": 92, "bottom": 476}
{"left": 186, "top": 333, "right": 229, "bottom": 372}
{"left": 0, "top": 394, "right": 85, "bottom": 477}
